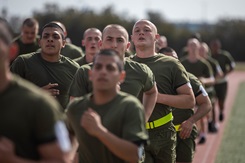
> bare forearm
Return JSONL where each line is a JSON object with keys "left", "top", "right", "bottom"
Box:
{"left": 157, "top": 93, "right": 195, "bottom": 109}
{"left": 190, "top": 96, "right": 212, "bottom": 123}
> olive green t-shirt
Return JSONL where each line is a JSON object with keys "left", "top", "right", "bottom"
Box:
{"left": 61, "top": 43, "right": 84, "bottom": 59}
{"left": 73, "top": 55, "right": 88, "bottom": 66}
{"left": 66, "top": 92, "right": 148, "bottom": 163}
{"left": 12, "top": 35, "right": 40, "bottom": 56}
{"left": 0, "top": 75, "right": 65, "bottom": 160}
{"left": 211, "top": 50, "right": 235, "bottom": 75}
{"left": 10, "top": 52, "right": 79, "bottom": 110}
{"left": 180, "top": 56, "right": 213, "bottom": 78}
{"left": 131, "top": 54, "right": 189, "bottom": 121}
{"left": 69, "top": 57, "right": 155, "bottom": 98}
{"left": 173, "top": 72, "right": 203, "bottom": 124}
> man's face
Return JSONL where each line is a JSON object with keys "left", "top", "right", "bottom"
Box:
{"left": 90, "top": 55, "right": 123, "bottom": 91}
{"left": 39, "top": 27, "right": 65, "bottom": 56}
{"left": 21, "top": 24, "right": 38, "bottom": 44}
{"left": 131, "top": 20, "right": 158, "bottom": 49}
{"left": 101, "top": 27, "right": 129, "bottom": 58}
{"left": 187, "top": 39, "right": 200, "bottom": 55}
{"left": 82, "top": 30, "right": 101, "bottom": 55}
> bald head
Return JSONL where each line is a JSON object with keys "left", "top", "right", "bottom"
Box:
{"left": 133, "top": 19, "right": 158, "bottom": 34}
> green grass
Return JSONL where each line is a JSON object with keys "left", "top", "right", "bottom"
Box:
{"left": 235, "top": 62, "right": 245, "bottom": 71}
{"left": 215, "top": 82, "right": 245, "bottom": 163}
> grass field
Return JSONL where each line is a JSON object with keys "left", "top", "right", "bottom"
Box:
{"left": 235, "top": 62, "right": 245, "bottom": 71}
{"left": 215, "top": 82, "right": 245, "bottom": 163}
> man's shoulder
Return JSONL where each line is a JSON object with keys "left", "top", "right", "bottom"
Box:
{"left": 16, "top": 52, "right": 38, "bottom": 61}
{"left": 125, "top": 57, "right": 151, "bottom": 72}
{"left": 61, "top": 55, "right": 80, "bottom": 67}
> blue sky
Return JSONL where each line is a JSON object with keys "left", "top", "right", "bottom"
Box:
{"left": 2, "top": 0, "right": 245, "bottom": 23}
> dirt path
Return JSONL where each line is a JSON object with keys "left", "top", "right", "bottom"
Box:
{"left": 193, "top": 71, "right": 245, "bottom": 163}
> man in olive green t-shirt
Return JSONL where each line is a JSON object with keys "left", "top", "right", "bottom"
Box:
{"left": 66, "top": 49, "right": 148, "bottom": 163}
{"left": 10, "top": 22, "right": 79, "bottom": 110}
{"left": 0, "top": 18, "right": 70, "bottom": 162}
{"left": 131, "top": 19, "right": 195, "bottom": 163}
{"left": 69, "top": 24, "right": 157, "bottom": 121}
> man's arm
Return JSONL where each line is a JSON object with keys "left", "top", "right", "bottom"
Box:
{"left": 81, "top": 108, "right": 139, "bottom": 163}
{"left": 157, "top": 83, "right": 195, "bottom": 109}
{"left": 179, "top": 89, "right": 212, "bottom": 139}
{"left": 142, "top": 82, "right": 157, "bottom": 121}
{"left": 0, "top": 137, "right": 68, "bottom": 163}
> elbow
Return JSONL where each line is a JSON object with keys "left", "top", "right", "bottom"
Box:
{"left": 126, "top": 154, "right": 139, "bottom": 163}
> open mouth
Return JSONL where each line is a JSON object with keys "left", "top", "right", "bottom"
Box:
{"left": 139, "top": 37, "right": 145, "bottom": 41}
{"left": 46, "top": 44, "right": 55, "bottom": 48}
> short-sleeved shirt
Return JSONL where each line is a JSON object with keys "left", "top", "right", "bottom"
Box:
{"left": 10, "top": 36, "right": 40, "bottom": 63}
{"left": 66, "top": 92, "right": 148, "bottom": 163}
{"left": 69, "top": 57, "right": 155, "bottom": 98}
{"left": 173, "top": 72, "right": 203, "bottom": 125}
{"left": 211, "top": 50, "right": 235, "bottom": 76}
{"left": 61, "top": 43, "right": 84, "bottom": 60}
{"left": 131, "top": 54, "right": 190, "bottom": 122}
{"left": 0, "top": 75, "right": 64, "bottom": 160}
{"left": 10, "top": 52, "right": 80, "bottom": 110}
{"left": 206, "top": 56, "right": 223, "bottom": 78}
{"left": 73, "top": 55, "right": 88, "bottom": 66}
{"left": 180, "top": 56, "right": 213, "bottom": 78}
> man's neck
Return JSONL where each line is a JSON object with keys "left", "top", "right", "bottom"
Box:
{"left": 40, "top": 52, "right": 61, "bottom": 62}
{"left": 135, "top": 47, "right": 156, "bottom": 58}
{"left": 85, "top": 53, "right": 95, "bottom": 64}
{"left": 187, "top": 52, "right": 200, "bottom": 62}
{"left": 92, "top": 90, "right": 117, "bottom": 105}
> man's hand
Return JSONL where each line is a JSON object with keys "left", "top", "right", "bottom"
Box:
{"left": 81, "top": 108, "right": 107, "bottom": 137}
{"left": 179, "top": 120, "right": 194, "bottom": 139}
{"left": 42, "top": 83, "right": 59, "bottom": 97}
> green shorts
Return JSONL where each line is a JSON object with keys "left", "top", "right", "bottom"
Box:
{"left": 176, "top": 126, "right": 198, "bottom": 162}
{"left": 143, "top": 122, "right": 176, "bottom": 163}
{"left": 214, "top": 82, "right": 228, "bottom": 101}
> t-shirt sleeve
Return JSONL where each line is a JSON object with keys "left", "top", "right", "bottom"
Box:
{"left": 34, "top": 95, "right": 66, "bottom": 145}
{"left": 122, "top": 97, "right": 148, "bottom": 144}
{"left": 69, "top": 65, "right": 91, "bottom": 97}
{"left": 141, "top": 63, "right": 155, "bottom": 92}
{"left": 172, "top": 60, "right": 190, "bottom": 90}
{"left": 10, "top": 56, "right": 26, "bottom": 78}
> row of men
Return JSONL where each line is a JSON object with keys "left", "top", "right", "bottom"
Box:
{"left": 12, "top": 17, "right": 235, "bottom": 145}
{"left": 157, "top": 34, "right": 235, "bottom": 144}
{"left": 0, "top": 17, "right": 235, "bottom": 163}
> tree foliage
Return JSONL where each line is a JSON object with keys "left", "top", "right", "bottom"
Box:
{"left": 5, "top": 3, "right": 245, "bottom": 61}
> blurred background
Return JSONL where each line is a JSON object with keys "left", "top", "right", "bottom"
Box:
{"left": 1, "top": 0, "right": 245, "bottom": 61}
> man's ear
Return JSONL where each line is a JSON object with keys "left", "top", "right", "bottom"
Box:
{"left": 62, "top": 39, "right": 66, "bottom": 48}
{"left": 99, "top": 40, "right": 102, "bottom": 48}
{"left": 126, "top": 42, "right": 131, "bottom": 50}
{"left": 155, "top": 34, "right": 160, "bottom": 41}
{"left": 82, "top": 39, "right": 85, "bottom": 47}
{"left": 119, "top": 70, "right": 126, "bottom": 84}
